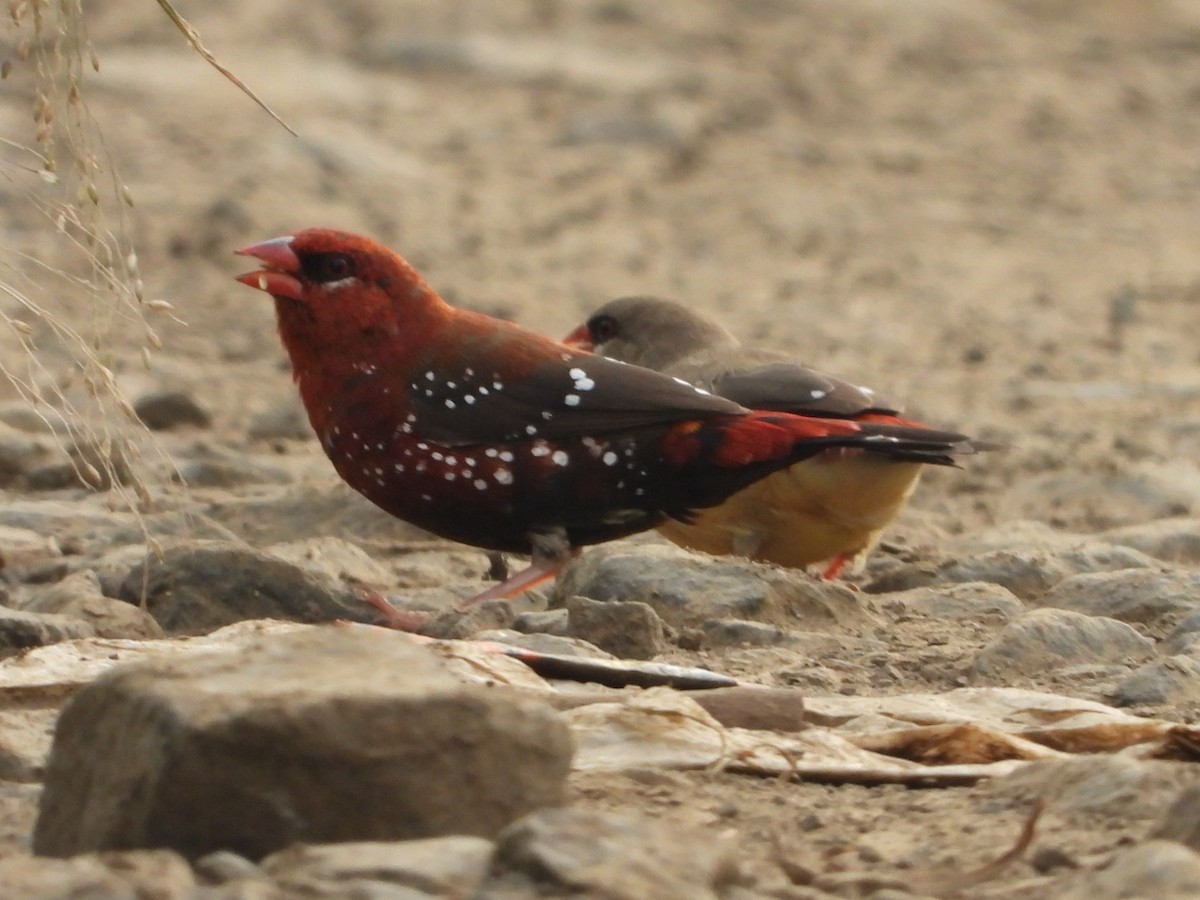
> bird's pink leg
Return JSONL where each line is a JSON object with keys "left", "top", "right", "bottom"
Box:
{"left": 361, "top": 590, "right": 431, "bottom": 632}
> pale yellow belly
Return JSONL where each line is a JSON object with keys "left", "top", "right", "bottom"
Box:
{"left": 657, "top": 452, "right": 924, "bottom": 570}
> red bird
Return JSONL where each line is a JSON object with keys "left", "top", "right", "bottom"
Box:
{"left": 564, "top": 296, "right": 991, "bottom": 578}
{"left": 236, "top": 230, "right": 974, "bottom": 619}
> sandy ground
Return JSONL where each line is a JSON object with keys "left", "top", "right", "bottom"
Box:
{"left": 4, "top": 0, "right": 1200, "bottom": 895}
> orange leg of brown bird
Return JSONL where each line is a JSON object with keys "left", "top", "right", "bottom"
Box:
{"left": 820, "top": 553, "right": 852, "bottom": 580}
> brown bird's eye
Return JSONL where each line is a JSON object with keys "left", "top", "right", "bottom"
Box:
{"left": 589, "top": 314, "right": 619, "bottom": 344}
{"left": 303, "top": 252, "right": 356, "bottom": 283}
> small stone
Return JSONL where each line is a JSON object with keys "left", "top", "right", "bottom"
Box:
{"left": 175, "top": 457, "right": 292, "bottom": 488}
{"left": 262, "top": 837, "right": 494, "bottom": 897}
{"left": 0, "top": 849, "right": 195, "bottom": 897}
{"left": 1110, "top": 656, "right": 1200, "bottom": 706}
{"left": 473, "top": 629, "right": 614, "bottom": 659}
{"left": 116, "top": 541, "right": 381, "bottom": 634}
{"left": 0, "top": 605, "right": 95, "bottom": 657}
{"left": 479, "top": 807, "right": 739, "bottom": 900}
{"left": 880, "top": 582, "right": 1025, "bottom": 622}
{"left": 134, "top": 390, "right": 212, "bottom": 430}
{"left": 193, "top": 850, "right": 265, "bottom": 884}
{"left": 1153, "top": 784, "right": 1200, "bottom": 852}
{"left": 1030, "top": 846, "right": 1078, "bottom": 874}
{"left": 555, "top": 544, "right": 870, "bottom": 629}
{"left": 34, "top": 626, "right": 572, "bottom": 859}
{"left": 512, "top": 608, "right": 571, "bottom": 636}
{"left": 566, "top": 595, "right": 667, "bottom": 660}
{"left": 1040, "top": 569, "right": 1200, "bottom": 625}
{"left": 0, "top": 421, "right": 52, "bottom": 487}
{"left": 0, "top": 525, "right": 62, "bottom": 570}
{"left": 971, "top": 609, "right": 1154, "bottom": 681}
{"left": 700, "top": 618, "right": 792, "bottom": 648}
{"left": 989, "top": 757, "right": 1192, "bottom": 820}
{"left": 1069, "top": 839, "right": 1200, "bottom": 898}
{"left": 1101, "top": 517, "right": 1200, "bottom": 565}
{"left": 22, "top": 571, "right": 163, "bottom": 640}
{"left": 248, "top": 400, "right": 311, "bottom": 442}
{"left": 870, "top": 545, "right": 1157, "bottom": 599}
{"left": 1164, "top": 611, "right": 1200, "bottom": 655}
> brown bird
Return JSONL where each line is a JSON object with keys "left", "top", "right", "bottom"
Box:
{"left": 235, "top": 231, "right": 977, "bottom": 625}
{"left": 564, "top": 296, "right": 991, "bottom": 578}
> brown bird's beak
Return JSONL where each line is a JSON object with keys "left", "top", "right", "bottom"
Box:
{"left": 235, "top": 236, "right": 304, "bottom": 301}
{"left": 561, "top": 324, "right": 594, "bottom": 352}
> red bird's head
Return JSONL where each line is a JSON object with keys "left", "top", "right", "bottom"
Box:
{"left": 236, "top": 229, "right": 449, "bottom": 363}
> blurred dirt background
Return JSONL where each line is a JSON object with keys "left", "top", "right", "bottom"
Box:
{"left": 4, "top": 0, "right": 1200, "bottom": 895}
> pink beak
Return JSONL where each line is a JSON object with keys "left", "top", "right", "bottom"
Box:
{"left": 235, "top": 236, "right": 304, "bottom": 300}
{"left": 561, "top": 323, "right": 594, "bottom": 351}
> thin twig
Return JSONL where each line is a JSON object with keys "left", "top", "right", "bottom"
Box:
{"left": 155, "top": 0, "right": 298, "bottom": 137}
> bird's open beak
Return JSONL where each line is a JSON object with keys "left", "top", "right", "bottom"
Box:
{"left": 561, "top": 324, "right": 594, "bottom": 352}
{"left": 235, "top": 236, "right": 304, "bottom": 301}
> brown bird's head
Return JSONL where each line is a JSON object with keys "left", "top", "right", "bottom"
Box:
{"left": 563, "top": 296, "right": 740, "bottom": 370}
{"left": 236, "top": 228, "right": 449, "bottom": 362}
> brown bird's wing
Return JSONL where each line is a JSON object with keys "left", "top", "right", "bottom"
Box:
{"left": 692, "top": 360, "right": 902, "bottom": 419}
{"left": 405, "top": 332, "right": 750, "bottom": 447}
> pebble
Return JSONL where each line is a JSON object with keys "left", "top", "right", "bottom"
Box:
{"left": 1163, "top": 610, "right": 1200, "bottom": 655}
{"left": 554, "top": 544, "right": 869, "bottom": 629}
{"left": 133, "top": 390, "right": 212, "bottom": 430}
{"left": 0, "top": 849, "right": 196, "bottom": 897}
{"left": 1039, "top": 569, "right": 1200, "bottom": 625}
{"left": 881, "top": 537, "right": 1157, "bottom": 593}
{"left": 478, "top": 807, "right": 739, "bottom": 899}
{"left": 262, "top": 836, "right": 494, "bottom": 897}
{"left": 512, "top": 608, "right": 571, "bottom": 636}
{"left": 0, "top": 422, "right": 51, "bottom": 487}
{"left": 247, "top": 400, "right": 311, "bottom": 442}
{"left": 21, "top": 571, "right": 164, "bottom": 640}
{"left": 1153, "top": 784, "right": 1200, "bottom": 852}
{"left": 34, "top": 626, "right": 572, "bottom": 858}
{"left": 1109, "top": 656, "right": 1200, "bottom": 707}
{"left": 880, "top": 581, "right": 1025, "bottom": 622}
{"left": 566, "top": 595, "right": 667, "bottom": 659}
{"left": 971, "top": 609, "right": 1154, "bottom": 681}
{"left": 1060, "top": 840, "right": 1200, "bottom": 898}
{"left": 0, "top": 606, "right": 95, "bottom": 657}
{"left": 1099, "top": 517, "right": 1200, "bottom": 565}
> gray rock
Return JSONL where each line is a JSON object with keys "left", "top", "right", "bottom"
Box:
{"left": 473, "top": 629, "right": 614, "bottom": 659}
{"left": 1153, "top": 784, "right": 1200, "bottom": 852}
{"left": 988, "top": 757, "right": 1200, "bottom": 820}
{"left": 1110, "top": 656, "right": 1200, "bottom": 706}
{"left": 0, "top": 849, "right": 195, "bottom": 897}
{"left": 512, "top": 608, "right": 570, "bottom": 636}
{"left": 0, "top": 605, "right": 95, "bottom": 656}
{"left": 1101, "top": 517, "right": 1200, "bottom": 565}
{"left": 870, "top": 545, "right": 1157, "bottom": 599}
{"left": 554, "top": 544, "right": 870, "bottom": 630}
{"left": 700, "top": 618, "right": 795, "bottom": 648}
{"left": 1062, "top": 840, "right": 1200, "bottom": 899}
{"left": 0, "top": 421, "right": 52, "bottom": 487}
{"left": 0, "top": 524, "right": 61, "bottom": 570}
{"left": 478, "top": 807, "right": 739, "bottom": 900}
{"left": 116, "top": 541, "right": 382, "bottom": 633}
{"left": 971, "top": 608, "right": 1154, "bottom": 681}
{"left": 248, "top": 400, "right": 311, "bottom": 442}
{"left": 263, "top": 837, "right": 494, "bottom": 897}
{"left": 134, "top": 390, "right": 212, "bottom": 430}
{"left": 566, "top": 595, "right": 667, "bottom": 660}
{"left": 34, "top": 626, "right": 573, "bottom": 859}
{"left": 175, "top": 457, "right": 292, "bottom": 488}
{"left": 880, "top": 581, "right": 1025, "bottom": 622}
{"left": 22, "top": 570, "right": 164, "bottom": 640}
{"left": 1040, "top": 569, "right": 1200, "bottom": 624}
{"left": 193, "top": 850, "right": 265, "bottom": 884}
{"left": 0, "top": 708, "right": 58, "bottom": 781}
{"left": 1165, "top": 610, "right": 1200, "bottom": 655}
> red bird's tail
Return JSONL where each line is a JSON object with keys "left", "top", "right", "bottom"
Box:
{"left": 663, "top": 411, "right": 978, "bottom": 472}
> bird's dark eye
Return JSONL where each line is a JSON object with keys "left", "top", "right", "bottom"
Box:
{"left": 302, "top": 253, "right": 356, "bottom": 284}
{"left": 589, "top": 314, "right": 619, "bottom": 344}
